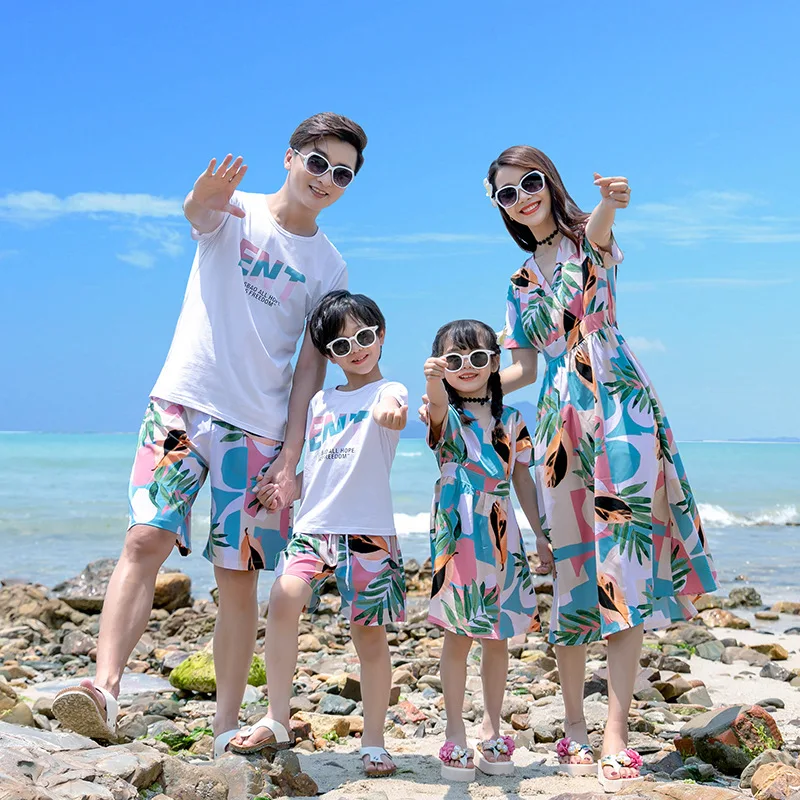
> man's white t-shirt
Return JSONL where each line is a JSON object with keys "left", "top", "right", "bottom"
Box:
{"left": 293, "top": 379, "right": 408, "bottom": 536}
{"left": 151, "top": 190, "right": 347, "bottom": 440}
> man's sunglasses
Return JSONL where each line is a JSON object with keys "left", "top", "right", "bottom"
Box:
{"left": 326, "top": 326, "right": 379, "bottom": 357}
{"left": 493, "top": 170, "right": 546, "bottom": 209}
{"left": 443, "top": 350, "right": 495, "bottom": 372}
{"left": 293, "top": 149, "right": 355, "bottom": 189}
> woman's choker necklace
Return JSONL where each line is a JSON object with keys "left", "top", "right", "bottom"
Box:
{"left": 463, "top": 395, "right": 491, "bottom": 406}
{"left": 535, "top": 228, "right": 559, "bottom": 246}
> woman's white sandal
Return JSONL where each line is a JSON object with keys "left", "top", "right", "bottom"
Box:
{"left": 474, "top": 736, "right": 516, "bottom": 776}
{"left": 598, "top": 750, "right": 643, "bottom": 793}
{"left": 438, "top": 741, "right": 476, "bottom": 782}
{"left": 227, "top": 717, "right": 293, "bottom": 755}
{"left": 556, "top": 737, "right": 596, "bottom": 776}
{"left": 361, "top": 746, "right": 396, "bottom": 778}
{"left": 52, "top": 685, "right": 119, "bottom": 742}
{"left": 213, "top": 729, "right": 240, "bottom": 759}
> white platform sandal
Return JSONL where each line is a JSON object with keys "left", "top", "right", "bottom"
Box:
{"left": 360, "top": 746, "right": 396, "bottom": 777}
{"left": 556, "top": 737, "right": 596, "bottom": 776}
{"left": 598, "top": 749, "right": 644, "bottom": 793}
{"left": 474, "top": 736, "right": 516, "bottom": 776}
{"left": 438, "top": 741, "right": 476, "bottom": 782}
{"left": 53, "top": 684, "right": 119, "bottom": 742}
{"left": 227, "top": 716, "right": 293, "bottom": 755}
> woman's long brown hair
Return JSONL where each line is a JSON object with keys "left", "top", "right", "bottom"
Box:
{"left": 486, "top": 146, "right": 589, "bottom": 253}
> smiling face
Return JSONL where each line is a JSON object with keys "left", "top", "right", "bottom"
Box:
{"left": 285, "top": 135, "right": 358, "bottom": 212}
{"left": 441, "top": 341, "right": 498, "bottom": 397}
{"left": 493, "top": 164, "right": 555, "bottom": 229}
{"left": 327, "top": 315, "right": 385, "bottom": 377}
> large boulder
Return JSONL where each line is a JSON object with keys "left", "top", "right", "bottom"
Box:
{"left": 727, "top": 586, "right": 763, "bottom": 607}
{"left": 740, "top": 749, "right": 797, "bottom": 790}
{"left": 168, "top": 651, "right": 265, "bottom": 693}
{"left": 751, "top": 762, "right": 800, "bottom": 800}
{"left": 674, "top": 704, "right": 784, "bottom": 776}
{"left": 55, "top": 560, "right": 192, "bottom": 613}
{"left": 0, "top": 583, "right": 84, "bottom": 629}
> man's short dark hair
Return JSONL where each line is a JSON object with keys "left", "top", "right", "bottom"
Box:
{"left": 289, "top": 113, "right": 367, "bottom": 174}
{"left": 309, "top": 290, "right": 385, "bottom": 356}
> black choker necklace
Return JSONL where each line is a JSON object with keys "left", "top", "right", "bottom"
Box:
{"left": 535, "top": 229, "right": 559, "bottom": 247}
{"left": 463, "top": 396, "right": 491, "bottom": 405}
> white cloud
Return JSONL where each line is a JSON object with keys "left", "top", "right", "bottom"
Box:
{"left": 136, "top": 223, "right": 184, "bottom": 258}
{"left": 0, "top": 191, "right": 183, "bottom": 222}
{"left": 618, "top": 190, "right": 800, "bottom": 245}
{"left": 117, "top": 250, "right": 156, "bottom": 269}
{"left": 627, "top": 336, "right": 667, "bottom": 353}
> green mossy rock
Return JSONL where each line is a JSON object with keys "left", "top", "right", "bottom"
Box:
{"left": 169, "top": 651, "right": 266, "bottom": 693}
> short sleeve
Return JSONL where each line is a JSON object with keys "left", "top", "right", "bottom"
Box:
{"left": 500, "top": 268, "right": 537, "bottom": 350}
{"left": 584, "top": 232, "right": 624, "bottom": 268}
{"left": 190, "top": 191, "right": 245, "bottom": 242}
{"left": 512, "top": 410, "right": 533, "bottom": 467}
{"left": 378, "top": 381, "right": 408, "bottom": 408}
{"left": 427, "top": 404, "right": 462, "bottom": 451}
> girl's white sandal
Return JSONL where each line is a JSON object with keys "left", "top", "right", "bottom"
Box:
{"left": 597, "top": 750, "right": 644, "bottom": 793}
{"left": 439, "top": 741, "right": 476, "bottom": 782}
{"left": 474, "top": 736, "right": 516, "bottom": 776}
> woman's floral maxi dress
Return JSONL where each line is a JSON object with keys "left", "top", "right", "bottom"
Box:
{"left": 427, "top": 405, "right": 540, "bottom": 639}
{"left": 503, "top": 235, "right": 717, "bottom": 645}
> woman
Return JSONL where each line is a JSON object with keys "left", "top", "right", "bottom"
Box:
{"left": 485, "top": 147, "right": 717, "bottom": 792}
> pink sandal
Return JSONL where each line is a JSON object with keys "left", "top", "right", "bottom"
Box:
{"left": 598, "top": 749, "right": 643, "bottom": 793}
{"left": 439, "top": 741, "right": 475, "bottom": 782}
{"left": 475, "top": 735, "right": 515, "bottom": 776}
{"left": 556, "top": 736, "right": 596, "bottom": 776}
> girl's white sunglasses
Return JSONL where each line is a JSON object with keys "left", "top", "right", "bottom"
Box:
{"left": 326, "top": 325, "right": 379, "bottom": 357}
{"left": 443, "top": 349, "right": 495, "bottom": 372}
{"left": 293, "top": 149, "right": 355, "bottom": 188}
{"left": 493, "top": 170, "right": 547, "bottom": 209}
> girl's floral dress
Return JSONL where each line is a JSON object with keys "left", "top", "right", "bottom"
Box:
{"left": 427, "top": 405, "right": 540, "bottom": 639}
{"left": 503, "top": 235, "right": 717, "bottom": 645}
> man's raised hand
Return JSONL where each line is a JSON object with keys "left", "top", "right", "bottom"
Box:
{"left": 191, "top": 155, "right": 249, "bottom": 219}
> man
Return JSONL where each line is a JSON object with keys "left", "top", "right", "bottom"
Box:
{"left": 54, "top": 113, "right": 367, "bottom": 757}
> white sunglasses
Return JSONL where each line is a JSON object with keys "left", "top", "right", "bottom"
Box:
{"left": 443, "top": 349, "right": 495, "bottom": 372}
{"left": 493, "top": 170, "right": 547, "bottom": 209}
{"left": 293, "top": 149, "right": 355, "bottom": 188}
{"left": 326, "top": 325, "right": 379, "bottom": 357}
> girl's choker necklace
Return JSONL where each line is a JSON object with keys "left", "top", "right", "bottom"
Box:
{"left": 463, "top": 396, "right": 491, "bottom": 406}
{"left": 535, "top": 228, "right": 559, "bottom": 246}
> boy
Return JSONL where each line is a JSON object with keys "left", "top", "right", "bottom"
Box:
{"left": 54, "top": 115, "right": 367, "bottom": 758}
{"left": 229, "top": 290, "right": 408, "bottom": 778}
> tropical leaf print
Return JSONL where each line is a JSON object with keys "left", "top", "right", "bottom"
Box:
{"left": 207, "top": 522, "right": 231, "bottom": 559}
{"left": 671, "top": 545, "right": 691, "bottom": 591}
{"left": 512, "top": 550, "right": 534, "bottom": 593}
{"left": 636, "top": 587, "right": 656, "bottom": 620}
{"left": 149, "top": 462, "right": 195, "bottom": 518}
{"left": 602, "top": 361, "right": 650, "bottom": 413}
{"left": 522, "top": 293, "right": 559, "bottom": 347}
{"left": 610, "top": 521, "right": 653, "bottom": 565}
{"left": 441, "top": 581, "right": 500, "bottom": 637}
{"left": 353, "top": 557, "right": 406, "bottom": 626}
{"left": 554, "top": 607, "right": 602, "bottom": 646}
{"left": 675, "top": 477, "right": 698, "bottom": 518}
{"left": 573, "top": 433, "right": 595, "bottom": 489}
{"left": 648, "top": 388, "right": 674, "bottom": 465}
{"left": 603, "top": 482, "right": 653, "bottom": 564}
{"left": 535, "top": 392, "right": 560, "bottom": 447}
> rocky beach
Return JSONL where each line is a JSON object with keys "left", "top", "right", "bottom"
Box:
{"left": 2, "top": 558, "right": 800, "bottom": 800}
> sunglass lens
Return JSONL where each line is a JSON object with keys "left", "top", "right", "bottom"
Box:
{"left": 305, "top": 154, "right": 328, "bottom": 176}
{"left": 355, "top": 328, "right": 376, "bottom": 347}
{"left": 471, "top": 351, "right": 490, "bottom": 368}
{"left": 496, "top": 187, "right": 518, "bottom": 208}
{"left": 444, "top": 354, "right": 463, "bottom": 371}
{"left": 332, "top": 168, "right": 353, "bottom": 188}
{"left": 521, "top": 172, "right": 544, "bottom": 195}
{"left": 330, "top": 340, "right": 351, "bottom": 357}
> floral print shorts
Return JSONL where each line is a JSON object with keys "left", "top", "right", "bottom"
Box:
{"left": 279, "top": 532, "right": 406, "bottom": 626}
{"left": 128, "top": 397, "right": 291, "bottom": 571}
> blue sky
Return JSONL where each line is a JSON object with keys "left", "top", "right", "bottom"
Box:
{"left": 2, "top": 2, "right": 798, "bottom": 439}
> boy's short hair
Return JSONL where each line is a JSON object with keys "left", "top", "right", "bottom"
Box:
{"left": 309, "top": 290, "right": 385, "bottom": 356}
{"left": 290, "top": 113, "right": 368, "bottom": 174}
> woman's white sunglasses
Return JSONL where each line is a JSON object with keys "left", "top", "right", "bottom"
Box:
{"left": 443, "top": 349, "right": 495, "bottom": 372}
{"left": 293, "top": 149, "right": 355, "bottom": 189}
{"left": 326, "top": 326, "right": 379, "bottom": 357}
{"left": 493, "top": 170, "right": 547, "bottom": 209}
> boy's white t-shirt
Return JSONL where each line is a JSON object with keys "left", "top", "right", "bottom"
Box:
{"left": 151, "top": 190, "right": 347, "bottom": 440}
{"left": 293, "top": 379, "right": 408, "bottom": 536}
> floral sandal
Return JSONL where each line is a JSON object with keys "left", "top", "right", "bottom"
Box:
{"left": 598, "top": 749, "right": 643, "bottom": 793}
{"left": 475, "top": 735, "right": 516, "bottom": 776}
{"left": 439, "top": 741, "right": 476, "bottom": 782}
{"left": 556, "top": 737, "right": 596, "bottom": 776}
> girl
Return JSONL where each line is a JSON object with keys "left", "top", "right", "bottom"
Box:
{"left": 423, "top": 319, "right": 551, "bottom": 782}
{"left": 484, "top": 147, "right": 717, "bottom": 791}
{"left": 229, "top": 291, "right": 408, "bottom": 778}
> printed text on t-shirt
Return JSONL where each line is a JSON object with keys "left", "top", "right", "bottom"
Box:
{"left": 239, "top": 238, "right": 306, "bottom": 307}
{"left": 308, "top": 410, "right": 369, "bottom": 452}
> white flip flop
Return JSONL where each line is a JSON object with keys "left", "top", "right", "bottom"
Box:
{"left": 53, "top": 684, "right": 119, "bottom": 742}
{"left": 360, "top": 746, "right": 396, "bottom": 778}
{"left": 214, "top": 728, "right": 240, "bottom": 759}
{"left": 227, "top": 716, "right": 293, "bottom": 755}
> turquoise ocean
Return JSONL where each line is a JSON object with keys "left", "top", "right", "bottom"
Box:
{"left": 1, "top": 434, "right": 798, "bottom": 606}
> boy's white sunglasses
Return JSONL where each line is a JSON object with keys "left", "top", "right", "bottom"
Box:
{"left": 443, "top": 349, "right": 495, "bottom": 372}
{"left": 326, "top": 326, "right": 379, "bottom": 357}
{"left": 292, "top": 149, "right": 355, "bottom": 188}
